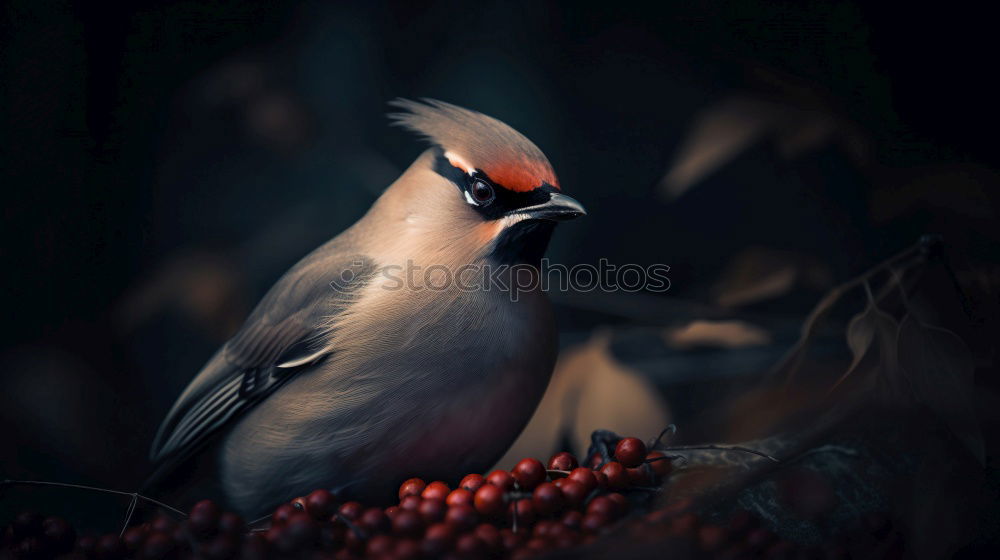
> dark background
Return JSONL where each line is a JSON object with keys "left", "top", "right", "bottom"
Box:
{"left": 2, "top": 0, "right": 997, "bottom": 535}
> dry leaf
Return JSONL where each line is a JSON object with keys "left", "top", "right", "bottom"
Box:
{"left": 827, "top": 281, "right": 902, "bottom": 397}
{"left": 897, "top": 314, "right": 984, "bottom": 466}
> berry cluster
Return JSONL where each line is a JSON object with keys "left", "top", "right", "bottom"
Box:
{"left": 3, "top": 435, "right": 687, "bottom": 559}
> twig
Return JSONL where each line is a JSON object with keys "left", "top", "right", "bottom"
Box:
{"left": 1, "top": 479, "right": 187, "bottom": 519}
{"left": 655, "top": 444, "right": 780, "bottom": 463}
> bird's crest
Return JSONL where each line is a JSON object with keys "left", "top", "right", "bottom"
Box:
{"left": 389, "top": 98, "right": 559, "bottom": 192}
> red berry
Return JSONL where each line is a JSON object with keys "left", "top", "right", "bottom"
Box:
{"left": 338, "top": 501, "right": 364, "bottom": 520}
{"left": 202, "top": 533, "right": 238, "bottom": 560}
{"left": 421, "top": 481, "right": 450, "bottom": 501}
{"left": 42, "top": 517, "right": 76, "bottom": 555}
{"left": 96, "top": 534, "right": 126, "bottom": 559}
{"left": 360, "top": 507, "right": 391, "bottom": 533}
{"left": 454, "top": 532, "right": 485, "bottom": 556}
{"left": 392, "top": 510, "right": 423, "bottom": 538}
{"left": 319, "top": 525, "right": 346, "bottom": 551}
{"left": 420, "top": 523, "right": 455, "bottom": 558}
{"left": 400, "top": 495, "right": 422, "bottom": 511}
{"left": 586, "top": 496, "right": 619, "bottom": 519}
{"left": 553, "top": 531, "right": 579, "bottom": 549}
{"left": 559, "top": 479, "right": 588, "bottom": 509}
{"left": 512, "top": 458, "right": 546, "bottom": 490}
{"left": 366, "top": 534, "right": 395, "bottom": 556}
{"left": 475, "top": 523, "right": 502, "bottom": 552}
{"left": 459, "top": 473, "right": 485, "bottom": 492}
{"left": 614, "top": 437, "right": 647, "bottom": 468}
{"left": 421, "top": 523, "right": 455, "bottom": 556}
{"left": 217, "top": 513, "right": 244, "bottom": 536}
{"left": 343, "top": 526, "right": 365, "bottom": 552}
{"left": 304, "top": 489, "right": 337, "bottom": 519}
{"left": 698, "top": 524, "right": 730, "bottom": 551}
{"left": 446, "top": 488, "right": 474, "bottom": 508}
{"left": 418, "top": 499, "right": 447, "bottom": 524}
{"left": 122, "top": 526, "right": 147, "bottom": 552}
{"left": 628, "top": 465, "right": 656, "bottom": 486}
{"left": 646, "top": 451, "right": 673, "bottom": 477}
{"left": 561, "top": 510, "right": 583, "bottom": 531}
{"left": 593, "top": 470, "right": 609, "bottom": 489}
{"left": 272, "top": 504, "right": 296, "bottom": 525}
{"left": 150, "top": 515, "right": 176, "bottom": 534}
{"left": 474, "top": 484, "right": 505, "bottom": 517}
{"left": 500, "top": 528, "right": 524, "bottom": 551}
{"left": 532, "top": 519, "right": 557, "bottom": 538}
{"left": 394, "top": 538, "right": 422, "bottom": 560}
{"left": 141, "top": 531, "right": 176, "bottom": 559}
{"left": 398, "top": 478, "right": 427, "bottom": 500}
{"left": 547, "top": 452, "right": 578, "bottom": 472}
{"left": 581, "top": 513, "right": 609, "bottom": 534}
{"left": 284, "top": 512, "right": 319, "bottom": 547}
{"left": 600, "top": 461, "right": 630, "bottom": 490}
{"left": 486, "top": 470, "right": 515, "bottom": 491}
{"left": 445, "top": 504, "right": 478, "bottom": 532}
{"left": 607, "top": 492, "right": 628, "bottom": 516}
{"left": 531, "top": 482, "right": 564, "bottom": 516}
{"left": 525, "top": 536, "right": 550, "bottom": 551}
{"left": 567, "top": 467, "right": 598, "bottom": 493}
{"left": 509, "top": 499, "right": 536, "bottom": 527}
{"left": 189, "top": 500, "right": 221, "bottom": 539}
{"left": 586, "top": 451, "right": 603, "bottom": 468}
{"left": 421, "top": 525, "right": 454, "bottom": 553}
{"left": 290, "top": 496, "right": 308, "bottom": 512}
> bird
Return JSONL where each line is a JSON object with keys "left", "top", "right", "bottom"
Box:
{"left": 147, "top": 98, "right": 585, "bottom": 516}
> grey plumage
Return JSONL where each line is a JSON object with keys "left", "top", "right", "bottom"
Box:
{"left": 149, "top": 100, "right": 581, "bottom": 516}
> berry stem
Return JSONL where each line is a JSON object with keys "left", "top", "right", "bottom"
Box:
{"left": 335, "top": 511, "right": 368, "bottom": 541}
{"left": 649, "top": 424, "right": 677, "bottom": 449}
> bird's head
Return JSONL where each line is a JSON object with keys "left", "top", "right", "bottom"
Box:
{"left": 388, "top": 99, "right": 585, "bottom": 266}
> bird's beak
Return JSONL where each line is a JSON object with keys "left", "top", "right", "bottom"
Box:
{"left": 514, "top": 193, "right": 587, "bottom": 222}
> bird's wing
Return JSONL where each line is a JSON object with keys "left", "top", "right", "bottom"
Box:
{"left": 149, "top": 244, "right": 376, "bottom": 465}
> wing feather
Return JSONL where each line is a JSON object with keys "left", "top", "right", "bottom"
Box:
{"left": 149, "top": 246, "right": 375, "bottom": 466}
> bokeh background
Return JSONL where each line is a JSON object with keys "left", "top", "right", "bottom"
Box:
{"left": 3, "top": 0, "right": 998, "bottom": 552}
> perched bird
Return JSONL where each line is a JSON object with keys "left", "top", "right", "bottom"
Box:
{"left": 148, "top": 99, "right": 585, "bottom": 516}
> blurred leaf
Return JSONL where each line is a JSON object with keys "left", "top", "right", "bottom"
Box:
{"left": 660, "top": 93, "right": 869, "bottom": 199}
{"left": 660, "top": 96, "right": 774, "bottom": 199}
{"left": 717, "top": 263, "right": 797, "bottom": 308}
{"left": 494, "top": 332, "right": 671, "bottom": 468}
{"left": 897, "top": 314, "right": 984, "bottom": 465}
{"left": 714, "top": 246, "right": 832, "bottom": 308}
{"left": 665, "top": 319, "right": 772, "bottom": 349}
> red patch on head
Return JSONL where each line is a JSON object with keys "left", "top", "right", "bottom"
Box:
{"left": 486, "top": 160, "right": 559, "bottom": 192}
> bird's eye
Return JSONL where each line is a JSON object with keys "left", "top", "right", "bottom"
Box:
{"left": 469, "top": 179, "right": 495, "bottom": 205}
